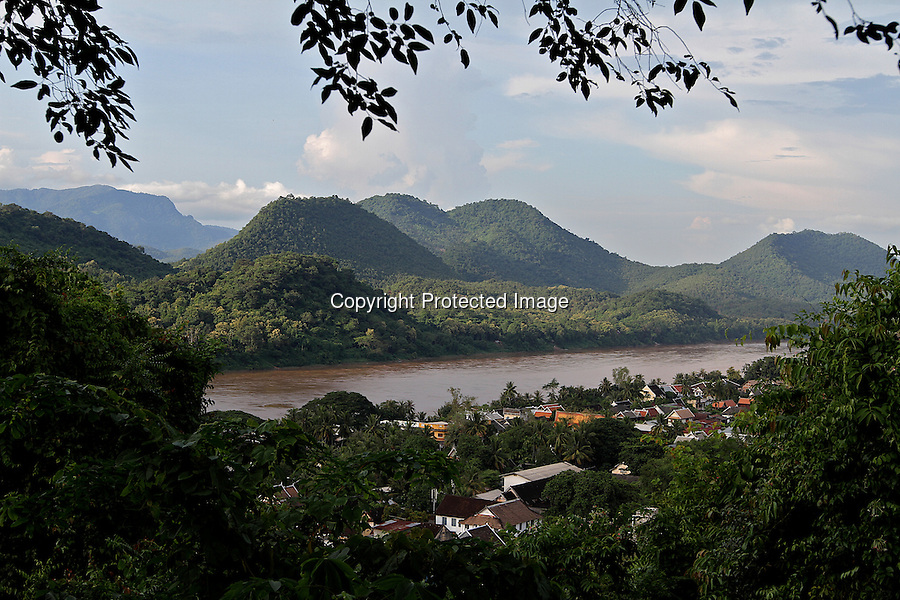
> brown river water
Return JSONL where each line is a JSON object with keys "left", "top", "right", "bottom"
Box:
{"left": 205, "top": 342, "right": 785, "bottom": 420}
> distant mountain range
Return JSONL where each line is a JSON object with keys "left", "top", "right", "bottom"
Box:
{"left": 360, "top": 194, "right": 887, "bottom": 318}
{"left": 0, "top": 186, "right": 889, "bottom": 319}
{"left": 0, "top": 185, "right": 237, "bottom": 261}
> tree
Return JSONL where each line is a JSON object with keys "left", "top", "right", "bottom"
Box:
{"left": 691, "top": 248, "right": 900, "bottom": 597}
{"left": 0, "top": 0, "right": 138, "bottom": 168}
{"left": 0, "top": 246, "right": 214, "bottom": 431}
{"left": 1, "top": 247, "right": 559, "bottom": 598}
{"left": 4, "top": 2, "right": 898, "bottom": 151}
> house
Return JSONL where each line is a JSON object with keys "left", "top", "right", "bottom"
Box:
{"left": 614, "top": 410, "right": 638, "bottom": 419}
{"left": 502, "top": 462, "right": 582, "bottom": 491}
{"left": 365, "top": 519, "right": 423, "bottom": 538}
{"left": 386, "top": 420, "right": 450, "bottom": 443}
{"left": 667, "top": 407, "right": 695, "bottom": 421}
{"left": 461, "top": 499, "right": 542, "bottom": 533}
{"left": 459, "top": 524, "right": 505, "bottom": 545}
{"left": 532, "top": 403, "right": 564, "bottom": 419}
{"left": 434, "top": 494, "right": 497, "bottom": 535}
{"left": 555, "top": 410, "right": 605, "bottom": 425}
{"left": 641, "top": 384, "right": 667, "bottom": 402}
{"left": 502, "top": 407, "right": 526, "bottom": 419}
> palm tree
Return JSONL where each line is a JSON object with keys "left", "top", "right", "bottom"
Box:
{"left": 500, "top": 381, "right": 519, "bottom": 406}
{"left": 468, "top": 410, "right": 491, "bottom": 438}
{"left": 562, "top": 428, "right": 594, "bottom": 466}
{"left": 549, "top": 421, "right": 569, "bottom": 456}
{"left": 542, "top": 378, "right": 560, "bottom": 401}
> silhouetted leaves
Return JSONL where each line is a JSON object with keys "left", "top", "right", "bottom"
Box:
{"left": 1, "top": 0, "right": 138, "bottom": 169}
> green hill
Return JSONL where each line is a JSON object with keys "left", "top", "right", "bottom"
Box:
{"left": 360, "top": 195, "right": 651, "bottom": 292}
{"left": 189, "top": 195, "right": 459, "bottom": 281}
{"left": 360, "top": 194, "right": 887, "bottom": 318}
{"left": 629, "top": 230, "right": 888, "bottom": 317}
{"left": 127, "top": 252, "right": 491, "bottom": 369}
{"left": 0, "top": 203, "right": 173, "bottom": 280}
{"left": 0, "top": 185, "right": 237, "bottom": 260}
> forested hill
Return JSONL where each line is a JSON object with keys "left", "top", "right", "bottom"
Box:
{"left": 0, "top": 203, "right": 173, "bottom": 280}
{"left": 360, "top": 194, "right": 650, "bottom": 293}
{"left": 630, "top": 230, "right": 889, "bottom": 317}
{"left": 188, "top": 195, "right": 459, "bottom": 281}
{"left": 0, "top": 185, "right": 237, "bottom": 261}
{"left": 359, "top": 194, "right": 888, "bottom": 318}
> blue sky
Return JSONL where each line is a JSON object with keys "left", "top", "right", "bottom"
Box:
{"left": 1, "top": 0, "right": 898, "bottom": 265}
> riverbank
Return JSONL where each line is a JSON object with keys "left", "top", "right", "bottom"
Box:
{"left": 207, "top": 341, "right": 781, "bottom": 420}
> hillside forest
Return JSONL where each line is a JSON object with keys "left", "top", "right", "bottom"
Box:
{"left": 4, "top": 191, "right": 888, "bottom": 371}
{"left": 4, "top": 241, "right": 900, "bottom": 599}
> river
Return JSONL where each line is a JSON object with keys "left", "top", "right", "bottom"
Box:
{"left": 205, "top": 341, "right": 784, "bottom": 419}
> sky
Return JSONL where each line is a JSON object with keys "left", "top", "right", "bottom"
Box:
{"left": 1, "top": 0, "right": 898, "bottom": 266}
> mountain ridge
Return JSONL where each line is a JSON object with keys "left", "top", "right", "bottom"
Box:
{"left": 187, "top": 195, "right": 460, "bottom": 281}
{"left": 0, "top": 203, "right": 173, "bottom": 280}
{"left": 359, "top": 193, "right": 887, "bottom": 318}
{"left": 0, "top": 185, "right": 237, "bottom": 261}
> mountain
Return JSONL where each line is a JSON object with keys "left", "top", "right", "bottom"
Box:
{"left": 189, "top": 195, "right": 459, "bottom": 281}
{"left": 359, "top": 194, "right": 651, "bottom": 292}
{"left": 359, "top": 194, "right": 888, "bottom": 318}
{"left": 0, "top": 185, "right": 237, "bottom": 261}
{"left": 630, "top": 230, "right": 888, "bottom": 317}
{"left": 0, "top": 203, "right": 173, "bottom": 280}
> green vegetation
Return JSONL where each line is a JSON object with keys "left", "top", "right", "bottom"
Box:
{"left": 7, "top": 245, "right": 900, "bottom": 597}
{"left": 126, "top": 252, "right": 483, "bottom": 370}
{"left": 361, "top": 194, "right": 644, "bottom": 292}
{"left": 0, "top": 186, "right": 236, "bottom": 261}
{"left": 189, "top": 195, "right": 457, "bottom": 281}
{"left": 631, "top": 230, "right": 890, "bottom": 317}
{"left": 0, "top": 247, "right": 552, "bottom": 599}
{"left": 361, "top": 195, "right": 888, "bottom": 319}
{"left": 0, "top": 203, "right": 173, "bottom": 281}
{"left": 124, "top": 253, "right": 769, "bottom": 370}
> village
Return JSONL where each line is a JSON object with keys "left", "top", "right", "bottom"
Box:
{"left": 280, "top": 364, "right": 777, "bottom": 547}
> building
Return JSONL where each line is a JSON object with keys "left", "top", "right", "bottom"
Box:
{"left": 461, "top": 499, "right": 542, "bottom": 533}
{"left": 434, "top": 494, "right": 497, "bottom": 536}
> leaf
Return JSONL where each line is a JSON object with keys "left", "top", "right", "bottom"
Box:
{"left": 467, "top": 9, "right": 476, "bottom": 33}
{"left": 692, "top": 2, "right": 706, "bottom": 30}
{"left": 529, "top": 28, "right": 542, "bottom": 44}
{"left": 413, "top": 24, "right": 434, "bottom": 43}
{"left": 361, "top": 116, "right": 373, "bottom": 140}
{"left": 404, "top": 3, "right": 414, "bottom": 21}
{"left": 673, "top": 0, "right": 688, "bottom": 16}
{"left": 12, "top": 80, "right": 38, "bottom": 90}
{"left": 460, "top": 48, "right": 470, "bottom": 68}
{"left": 291, "top": 3, "right": 310, "bottom": 26}
{"left": 743, "top": 0, "right": 754, "bottom": 14}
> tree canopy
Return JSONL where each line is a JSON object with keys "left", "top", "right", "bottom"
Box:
{"left": 2, "top": 0, "right": 898, "bottom": 154}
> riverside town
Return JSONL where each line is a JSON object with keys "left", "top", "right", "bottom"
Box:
{"left": 330, "top": 292, "right": 571, "bottom": 313}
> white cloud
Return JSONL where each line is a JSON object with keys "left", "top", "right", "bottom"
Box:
{"left": 481, "top": 139, "right": 552, "bottom": 174}
{"left": 295, "top": 54, "right": 490, "bottom": 205}
{"left": 122, "top": 179, "right": 290, "bottom": 228}
{"left": 498, "top": 139, "right": 539, "bottom": 150}
{"left": 0, "top": 146, "right": 114, "bottom": 188}
{"left": 504, "top": 74, "right": 561, "bottom": 98}
{"left": 690, "top": 216, "right": 713, "bottom": 230}
{"left": 763, "top": 217, "right": 796, "bottom": 234}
